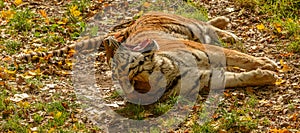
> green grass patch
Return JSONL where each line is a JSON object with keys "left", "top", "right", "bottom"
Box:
{"left": 0, "top": 0, "right": 4, "bottom": 8}
{"left": 1, "top": 115, "right": 30, "bottom": 132}
{"left": 192, "top": 122, "right": 218, "bottom": 133}
{"left": 4, "top": 40, "right": 22, "bottom": 55}
{"left": 9, "top": 9, "right": 36, "bottom": 32}
{"left": 115, "top": 103, "right": 146, "bottom": 120}
{"left": 129, "top": 0, "right": 208, "bottom": 21}
{"left": 287, "top": 39, "right": 300, "bottom": 53}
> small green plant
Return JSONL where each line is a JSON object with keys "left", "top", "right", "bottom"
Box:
{"left": 153, "top": 103, "right": 172, "bottom": 115}
{"left": 248, "top": 95, "right": 258, "bottom": 108}
{"left": 107, "top": 90, "right": 123, "bottom": 99}
{"left": 175, "top": 0, "right": 208, "bottom": 21}
{"left": 192, "top": 122, "right": 217, "bottom": 133}
{"left": 260, "top": 0, "right": 299, "bottom": 18}
{"left": 233, "top": 0, "right": 259, "bottom": 8}
{"left": 129, "top": 0, "right": 208, "bottom": 21}
{"left": 33, "top": 113, "right": 43, "bottom": 123}
{"left": 42, "top": 34, "right": 65, "bottom": 45}
{"left": 45, "top": 101, "right": 66, "bottom": 112}
{"left": 288, "top": 40, "right": 300, "bottom": 53}
{"left": 53, "top": 111, "right": 69, "bottom": 126}
{"left": 5, "top": 40, "right": 22, "bottom": 55}
{"left": 0, "top": 90, "right": 9, "bottom": 111}
{"left": 33, "top": 102, "right": 44, "bottom": 111}
{"left": 150, "top": 127, "right": 161, "bottom": 133}
{"left": 0, "top": 0, "right": 4, "bottom": 8}
{"left": 217, "top": 108, "right": 258, "bottom": 131}
{"left": 70, "top": 0, "right": 91, "bottom": 12}
{"left": 9, "top": 9, "right": 35, "bottom": 32}
{"left": 115, "top": 103, "right": 146, "bottom": 120}
{"left": 288, "top": 103, "right": 295, "bottom": 110}
{"left": 25, "top": 77, "right": 44, "bottom": 88}
{"left": 261, "top": 117, "right": 270, "bottom": 126}
{"left": 1, "top": 115, "right": 29, "bottom": 132}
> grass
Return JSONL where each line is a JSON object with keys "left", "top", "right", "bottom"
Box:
{"left": 9, "top": 9, "right": 35, "bottom": 32}
{"left": 234, "top": 0, "right": 300, "bottom": 53}
{"left": 0, "top": 0, "right": 97, "bottom": 131}
{"left": 4, "top": 40, "right": 22, "bottom": 55}
{"left": 129, "top": 0, "right": 209, "bottom": 21}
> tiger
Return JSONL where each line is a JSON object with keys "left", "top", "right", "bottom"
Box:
{"left": 13, "top": 12, "right": 236, "bottom": 63}
{"left": 104, "top": 30, "right": 278, "bottom": 103}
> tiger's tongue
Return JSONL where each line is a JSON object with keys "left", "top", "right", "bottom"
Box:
{"left": 125, "top": 39, "right": 151, "bottom": 51}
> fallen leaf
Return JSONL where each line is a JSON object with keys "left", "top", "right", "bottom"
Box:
{"left": 10, "top": 93, "right": 30, "bottom": 102}
{"left": 143, "top": 2, "right": 151, "bottom": 8}
{"left": 1, "top": 10, "right": 15, "bottom": 20}
{"left": 4, "top": 69, "right": 16, "bottom": 75}
{"left": 14, "top": 0, "right": 23, "bottom": 6}
{"left": 48, "top": 128, "right": 55, "bottom": 133}
{"left": 69, "top": 5, "right": 81, "bottom": 17}
{"left": 275, "top": 78, "right": 285, "bottom": 85}
{"left": 57, "top": 18, "right": 68, "bottom": 25}
{"left": 55, "top": 111, "right": 62, "bottom": 119}
{"left": 289, "top": 113, "right": 298, "bottom": 121}
{"left": 30, "top": 127, "right": 38, "bottom": 132}
{"left": 39, "top": 10, "right": 47, "bottom": 18}
{"left": 279, "top": 59, "right": 292, "bottom": 72}
{"left": 17, "top": 101, "right": 30, "bottom": 108}
{"left": 256, "top": 23, "right": 265, "bottom": 30}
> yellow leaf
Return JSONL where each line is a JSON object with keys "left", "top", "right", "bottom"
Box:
{"left": 57, "top": 18, "right": 68, "bottom": 25}
{"left": 287, "top": 18, "right": 293, "bottom": 22}
{"left": 17, "top": 101, "right": 30, "bottom": 108}
{"left": 31, "top": 55, "right": 39, "bottom": 61}
{"left": 1, "top": 10, "right": 15, "bottom": 20}
{"left": 45, "top": 18, "right": 50, "bottom": 24}
{"left": 275, "top": 78, "right": 285, "bottom": 85}
{"left": 279, "top": 59, "right": 292, "bottom": 72}
{"left": 48, "top": 128, "right": 55, "bottom": 133}
{"left": 39, "top": 10, "right": 47, "bottom": 18}
{"left": 274, "top": 22, "right": 282, "bottom": 33}
{"left": 35, "top": 68, "right": 41, "bottom": 74}
{"left": 274, "top": 22, "right": 281, "bottom": 27}
{"left": 14, "top": 0, "right": 23, "bottom": 6}
{"left": 73, "top": 124, "right": 77, "bottom": 130}
{"left": 61, "top": 71, "right": 71, "bottom": 75}
{"left": 28, "top": 70, "right": 37, "bottom": 76}
{"left": 58, "top": 61, "right": 62, "bottom": 66}
{"left": 143, "top": 2, "right": 151, "bottom": 8}
{"left": 55, "top": 111, "right": 62, "bottom": 119}
{"left": 276, "top": 27, "right": 282, "bottom": 33}
{"left": 4, "top": 69, "right": 16, "bottom": 75}
{"left": 256, "top": 23, "right": 265, "bottom": 30}
{"left": 65, "top": 59, "right": 73, "bottom": 67}
{"left": 69, "top": 5, "right": 81, "bottom": 17}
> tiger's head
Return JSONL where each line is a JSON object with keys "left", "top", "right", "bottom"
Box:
{"left": 109, "top": 38, "right": 168, "bottom": 104}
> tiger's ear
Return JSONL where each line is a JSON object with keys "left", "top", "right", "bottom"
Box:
{"left": 133, "top": 39, "right": 159, "bottom": 53}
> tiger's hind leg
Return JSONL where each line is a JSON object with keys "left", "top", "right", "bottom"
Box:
{"left": 194, "top": 43, "right": 279, "bottom": 71}
{"left": 224, "top": 69, "right": 278, "bottom": 88}
{"left": 207, "top": 16, "right": 240, "bottom": 42}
